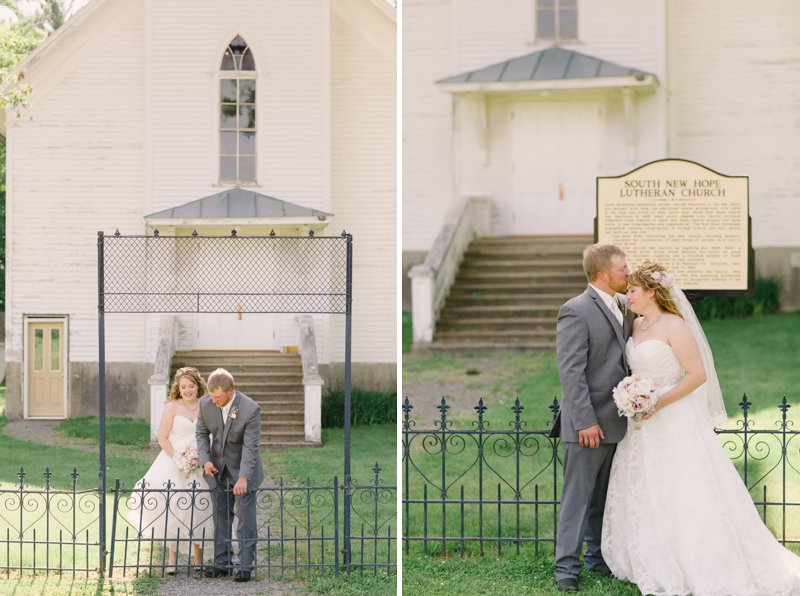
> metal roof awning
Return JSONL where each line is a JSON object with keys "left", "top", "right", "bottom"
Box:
{"left": 145, "top": 187, "right": 333, "bottom": 228}
{"left": 437, "top": 46, "right": 658, "bottom": 93}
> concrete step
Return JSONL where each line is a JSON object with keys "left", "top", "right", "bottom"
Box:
{"left": 429, "top": 235, "right": 591, "bottom": 350}
{"left": 262, "top": 422, "right": 304, "bottom": 432}
{"left": 455, "top": 271, "right": 586, "bottom": 284}
{"left": 437, "top": 316, "right": 555, "bottom": 330}
{"left": 261, "top": 410, "right": 304, "bottom": 422}
{"left": 440, "top": 305, "right": 561, "bottom": 318}
{"left": 251, "top": 400, "right": 305, "bottom": 412}
{"left": 459, "top": 257, "right": 584, "bottom": 269}
{"left": 429, "top": 339, "right": 557, "bottom": 352}
{"left": 262, "top": 441, "right": 321, "bottom": 449}
{"left": 436, "top": 327, "right": 556, "bottom": 340}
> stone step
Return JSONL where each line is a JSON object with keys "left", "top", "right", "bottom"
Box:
{"left": 473, "top": 234, "right": 592, "bottom": 246}
{"left": 429, "top": 339, "right": 556, "bottom": 352}
{"left": 262, "top": 421, "right": 304, "bottom": 432}
{"left": 460, "top": 256, "right": 584, "bottom": 268}
{"left": 251, "top": 400, "right": 305, "bottom": 412}
{"left": 436, "top": 326, "right": 555, "bottom": 338}
{"left": 437, "top": 316, "right": 555, "bottom": 331}
{"left": 261, "top": 410, "right": 304, "bottom": 422}
{"left": 449, "top": 281, "right": 584, "bottom": 293}
{"left": 261, "top": 441, "right": 321, "bottom": 449}
{"left": 440, "top": 304, "right": 561, "bottom": 318}
{"left": 455, "top": 271, "right": 585, "bottom": 284}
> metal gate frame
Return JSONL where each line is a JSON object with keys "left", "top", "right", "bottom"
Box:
{"left": 96, "top": 230, "right": 354, "bottom": 575}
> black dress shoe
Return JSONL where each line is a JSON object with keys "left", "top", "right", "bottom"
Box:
{"left": 202, "top": 567, "right": 230, "bottom": 578}
{"left": 587, "top": 566, "right": 612, "bottom": 576}
{"left": 234, "top": 571, "right": 251, "bottom": 582}
{"left": 556, "top": 577, "right": 579, "bottom": 592}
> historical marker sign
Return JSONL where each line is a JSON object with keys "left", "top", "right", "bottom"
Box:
{"left": 597, "top": 159, "right": 751, "bottom": 292}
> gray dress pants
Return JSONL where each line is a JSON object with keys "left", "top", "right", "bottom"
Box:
{"left": 553, "top": 442, "right": 616, "bottom": 581}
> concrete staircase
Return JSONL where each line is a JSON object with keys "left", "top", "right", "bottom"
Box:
{"left": 170, "top": 351, "right": 316, "bottom": 448}
{"left": 431, "top": 235, "right": 592, "bottom": 351}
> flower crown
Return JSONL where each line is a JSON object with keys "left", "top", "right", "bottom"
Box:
{"left": 646, "top": 269, "right": 675, "bottom": 289}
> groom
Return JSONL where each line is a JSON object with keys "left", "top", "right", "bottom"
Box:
{"left": 196, "top": 368, "right": 264, "bottom": 582}
{"left": 552, "top": 244, "right": 635, "bottom": 592}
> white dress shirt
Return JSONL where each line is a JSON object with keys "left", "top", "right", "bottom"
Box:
{"left": 589, "top": 283, "right": 623, "bottom": 325}
{"left": 221, "top": 394, "right": 235, "bottom": 423}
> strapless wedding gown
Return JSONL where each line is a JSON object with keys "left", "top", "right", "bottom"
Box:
{"left": 127, "top": 415, "right": 214, "bottom": 552}
{"left": 602, "top": 338, "right": 800, "bottom": 595}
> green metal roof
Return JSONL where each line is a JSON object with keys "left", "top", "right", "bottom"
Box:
{"left": 437, "top": 47, "right": 653, "bottom": 85}
{"left": 146, "top": 188, "right": 332, "bottom": 219}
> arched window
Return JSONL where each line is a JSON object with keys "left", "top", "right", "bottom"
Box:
{"left": 219, "top": 35, "right": 256, "bottom": 184}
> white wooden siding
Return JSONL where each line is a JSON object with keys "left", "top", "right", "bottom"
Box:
{"left": 402, "top": 0, "right": 455, "bottom": 252}
{"left": 328, "top": 7, "right": 396, "bottom": 363}
{"left": 7, "top": 0, "right": 146, "bottom": 363}
{"left": 6, "top": 0, "right": 396, "bottom": 372}
{"left": 147, "top": 0, "right": 329, "bottom": 215}
{"left": 668, "top": 0, "right": 800, "bottom": 247}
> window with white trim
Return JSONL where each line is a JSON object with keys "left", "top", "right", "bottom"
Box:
{"left": 535, "top": 0, "right": 578, "bottom": 43}
{"left": 219, "top": 35, "right": 256, "bottom": 184}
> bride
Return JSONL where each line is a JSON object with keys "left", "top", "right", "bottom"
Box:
{"left": 602, "top": 262, "right": 800, "bottom": 595}
{"left": 127, "top": 366, "right": 214, "bottom": 574}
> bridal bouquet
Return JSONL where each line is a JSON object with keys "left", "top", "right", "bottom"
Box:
{"left": 174, "top": 445, "right": 201, "bottom": 478}
{"left": 612, "top": 374, "right": 659, "bottom": 429}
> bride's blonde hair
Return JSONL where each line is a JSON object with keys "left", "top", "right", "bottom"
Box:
{"left": 167, "top": 366, "right": 207, "bottom": 402}
{"left": 628, "top": 262, "right": 683, "bottom": 319}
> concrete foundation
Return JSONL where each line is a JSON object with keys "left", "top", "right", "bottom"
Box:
{"left": 4, "top": 361, "right": 152, "bottom": 421}
{"left": 320, "top": 362, "right": 397, "bottom": 393}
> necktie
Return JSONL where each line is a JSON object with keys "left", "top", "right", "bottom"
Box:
{"left": 610, "top": 298, "right": 624, "bottom": 325}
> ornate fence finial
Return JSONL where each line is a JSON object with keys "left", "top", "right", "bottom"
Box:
{"left": 511, "top": 398, "right": 525, "bottom": 431}
{"left": 308, "top": 230, "right": 315, "bottom": 238}
{"left": 739, "top": 394, "right": 752, "bottom": 415}
{"left": 269, "top": 229, "right": 276, "bottom": 237}
{"left": 43, "top": 467, "right": 52, "bottom": 490}
{"left": 779, "top": 396, "right": 790, "bottom": 415}
{"left": 341, "top": 230, "right": 348, "bottom": 237}
{"left": 436, "top": 397, "right": 449, "bottom": 430}
{"left": 191, "top": 229, "right": 198, "bottom": 237}
{"left": 153, "top": 229, "right": 159, "bottom": 237}
{"left": 113, "top": 229, "right": 121, "bottom": 237}
{"left": 473, "top": 398, "right": 488, "bottom": 431}
{"left": 373, "top": 462, "right": 381, "bottom": 483}
{"left": 71, "top": 467, "right": 79, "bottom": 489}
{"left": 231, "top": 229, "right": 238, "bottom": 237}
{"left": 17, "top": 467, "right": 25, "bottom": 488}
{"left": 403, "top": 397, "right": 414, "bottom": 430}
{"left": 549, "top": 397, "right": 560, "bottom": 423}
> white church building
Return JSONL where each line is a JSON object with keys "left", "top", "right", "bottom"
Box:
{"left": 1, "top": 0, "right": 396, "bottom": 444}
{"left": 404, "top": 0, "right": 800, "bottom": 347}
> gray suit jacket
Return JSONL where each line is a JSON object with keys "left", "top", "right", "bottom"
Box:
{"left": 196, "top": 390, "right": 265, "bottom": 489}
{"left": 553, "top": 285, "right": 636, "bottom": 443}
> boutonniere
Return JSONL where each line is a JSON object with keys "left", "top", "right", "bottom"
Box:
{"left": 228, "top": 406, "right": 239, "bottom": 421}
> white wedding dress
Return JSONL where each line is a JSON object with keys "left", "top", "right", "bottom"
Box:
{"left": 602, "top": 338, "right": 800, "bottom": 595}
{"left": 127, "top": 415, "right": 214, "bottom": 553}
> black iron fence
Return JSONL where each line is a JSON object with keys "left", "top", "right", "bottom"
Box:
{"left": 0, "top": 468, "right": 102, "bottom": 576}
{"left": 0, "top": 466, "right": 395, "bottom": 577}
{"left": 402, "top": 395, "right": 800, "bottom": 557}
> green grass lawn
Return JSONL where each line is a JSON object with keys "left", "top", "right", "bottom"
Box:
{"left": 403, "top": 312, "right": 800, "bottom": 592}
{"left": 0, "top": 388, "right": 396, "bottom": 595}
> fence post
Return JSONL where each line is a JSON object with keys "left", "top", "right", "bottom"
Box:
{"left": 343, "top": 233, "right": 353, "bottom": 573}
{"left": 97, "top": 231, "right": 107, "bottom": 576}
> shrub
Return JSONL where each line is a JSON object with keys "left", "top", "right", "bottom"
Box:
{"left": 321, "top": 388, "right": 397, "bottom": 427}
{"left": 693, "top": 277, "right": 781, "bottom": 320}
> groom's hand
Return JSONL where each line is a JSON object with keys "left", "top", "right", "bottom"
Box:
{"left": 203, "top": 461, "right": 218, "bottom": 476}
{"left": 578, "top": 424, "right": 604, "bottom": 449}
{"left": 233, "top": 476, "right": 248, "bottom": 496}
